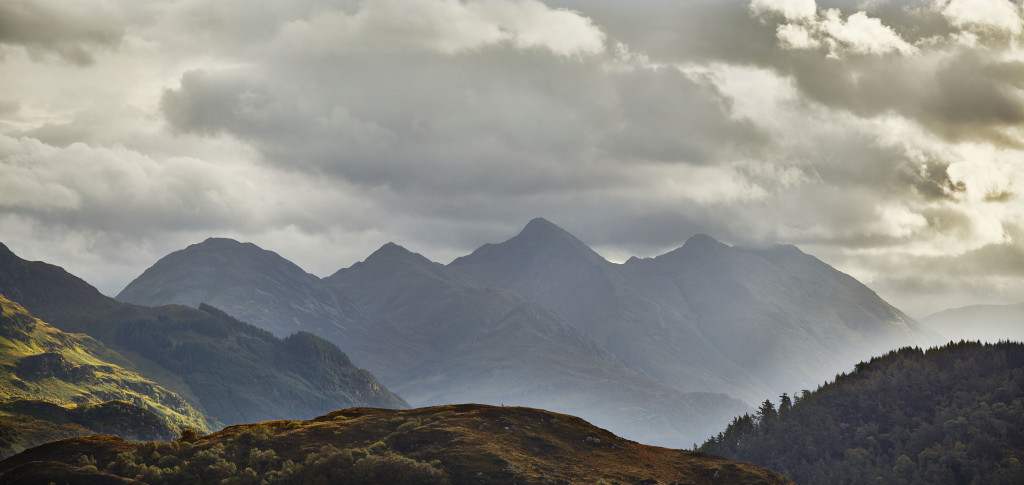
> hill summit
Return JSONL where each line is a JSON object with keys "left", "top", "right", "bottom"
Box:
{"left": 0, "top": 404, "right": 794, "bottom": 485}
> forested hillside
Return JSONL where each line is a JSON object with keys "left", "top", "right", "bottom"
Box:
{"left": 700, "top": 341, "right": 1024, "bottom": 484}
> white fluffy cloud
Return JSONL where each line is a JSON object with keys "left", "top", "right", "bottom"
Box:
{"left": 938, "top": 0, "right": 1024, "bottom": 35}
{"left": 750, "top": 0, "right": 818, "bottom": 21}
{"left": 818, "top": 9, "right": 919, "bottom": 55}
{"left": 755, "top": 3, "right": 918, "bottom": 56}
{"left": 278, "top": 0, "right": 605, "bottom": 57}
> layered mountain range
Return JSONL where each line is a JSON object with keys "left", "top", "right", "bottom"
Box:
{"left": 118, "top": 218, "right": 937, "bottom": 447}
{"left": 923, "top": 302, "right": 1024, "bottom": 343}
{"left": 0, "top": 242, "right": 407, "bottom": 435}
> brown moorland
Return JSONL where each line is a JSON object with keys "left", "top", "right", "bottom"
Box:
{"left": 0, "top": 404, "right": 793, "bottom": 484}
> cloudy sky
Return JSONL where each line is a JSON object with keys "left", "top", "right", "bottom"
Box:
{"left": 2, "top": 0, "right": 1024, "bottom": 317}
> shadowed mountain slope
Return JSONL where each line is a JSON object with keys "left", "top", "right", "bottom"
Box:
{"left": 0, "top": 404, "right": 795, "bottom": 485}
{"left": 450, "top": 218, "right": 937, "bottom": 401}
{"left": 0, "top": 243, "right": 407, "bottom": 431}
{"left": 110, "top": 218, "right": 936, "bottom": 446}
{"left": 117, "top": 238, "right": 364, "bottom": 338}
{"left": 326, "top": 242, "right": 749, "bottom": 447}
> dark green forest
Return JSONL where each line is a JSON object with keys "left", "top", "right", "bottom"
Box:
{"left": 700, "top": 341, "right": 1024, "bottom": 485}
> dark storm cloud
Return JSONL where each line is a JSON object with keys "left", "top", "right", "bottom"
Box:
{"left": 766, "top": 20, "right": 1024, "bottom": 147}
{"left": 559, "top": 1, "right": 1024, "bottom": 146}
{"left": 159, "top": 43, "right": 766, "bottom": 197}
{"left": 602, "top": 67, "right": 768, "bottom": 163}
{"left": 551, "top": 0, "right": 779, "bottom": 64}
{"left": 0, "top": 1, "right": 124, "bottom": 65}
{"left": 926, "top": 54, "right": 1024, "bottom": 144}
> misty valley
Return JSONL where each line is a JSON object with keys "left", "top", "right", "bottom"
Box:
{"left": 0, "top": 219, "right": 1021, "bottom": 484}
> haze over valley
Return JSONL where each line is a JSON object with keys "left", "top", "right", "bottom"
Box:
{"left": 115, "top": 216, "right": 939, "bottom": 447}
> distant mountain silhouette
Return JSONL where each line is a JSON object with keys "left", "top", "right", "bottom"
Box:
{"left": 450, "top": 219, "right": 938, "bottom": 400}
{"left": 112, "top": 218, "right": 937, "bottom": 446}
{"left": 0, "top": 242, "right": 407, "bottom": 431}
{"left": 118, "top": 237, "right": 364, "bottom": 338}
{"left": 326, "top": 241, "right": 748, "bottom": 446}
{"left": 923, "top": 302, "right": 1024, "bottom": 342}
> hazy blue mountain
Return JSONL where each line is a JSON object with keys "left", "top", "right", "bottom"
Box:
{"left": 0, "top": 242, "right": 407, "bottom": 430}
{"left": 923, "top": 302, "right": 1024, "bottom": 342}
{"left": 117, "top": 238, "right": 365, "bottom": 338}
{"left": 450, "top": 218, "right": 938, "bottom": 402}
{"left": 111, "top": 218, "right": 937, "bottom": 445}
{"left": 325, "top": 241, "right": 749, "bottom": 447}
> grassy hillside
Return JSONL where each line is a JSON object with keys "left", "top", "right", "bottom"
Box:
{"left": 700, "top": 341, "right": 1024, "bottom": 484}
{"left": 0, "top": 404, "right": 793, "bottom": 485}
{"left": 0, "top": 295, "right": 212, "bottom": 458}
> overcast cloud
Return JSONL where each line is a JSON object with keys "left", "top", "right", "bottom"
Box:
{"left": 2, "top": 0, "right": 1024, "bottom": 317}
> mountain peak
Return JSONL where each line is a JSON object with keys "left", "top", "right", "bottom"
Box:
{"left": 683, "top": 233, "right": 725, "bottom": 249}
{"left": 117, "top": 237, "right": 333, "bottom": 337}
{"left": 198, "top": 236, "right": 244, "bottom": 246}
{"left": 328, "top": 242, "right": 450, "bottom": 286}
{"left": 450, "top": 218, "right": 606, "bottom": 270}
{"left": 361, "top": 242, "right": 437, "bottom": 268}
{"left": 516, "top": 217, "right": 577, "bottom": 243}
{"left": 368, "top": 241, "right": 411, "bottom": 258}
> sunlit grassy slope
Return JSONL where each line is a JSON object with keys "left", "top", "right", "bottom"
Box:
{"left": 0, "top": 294, "right": 212, "bottom": 457}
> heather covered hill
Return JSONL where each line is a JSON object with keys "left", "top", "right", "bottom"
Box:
{"left": 700, "top": 341, "right": 1024, "bottom": 485}
{"left": 0, "top": 404, "right": 794, "bottom": 485}
{"left": 0, "top": 243, "right": 407, "bottom": 430}
{"left": 0, "top": 295, "right": 210, "bottom": 458}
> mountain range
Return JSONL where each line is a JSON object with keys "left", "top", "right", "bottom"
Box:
{"left": 0, "top": 242, "right": 407, "bottom": 434}
{"left": 117, "top": 217, "right": 937, "bottom": 447}
{"left": 923, "top": 302, "right": 1024, "bottom": 343}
